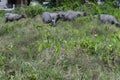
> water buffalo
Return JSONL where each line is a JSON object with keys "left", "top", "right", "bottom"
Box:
{"left": 58, "top": 10, "right": 88, "bottom": 21}
{"left": 94, "top": 14, "right": 120, "bottom": 27}
{"left": 100, "top": 14, "right": 118, "bottom": 24}
{"left": 58, "top": 11, "right": 66, "bottom": 21}
{"left": 42, "top": 12, "right": 60, "bottom": 26}
{"left": 5, "top": 13, "right": 26, "bottom": 22}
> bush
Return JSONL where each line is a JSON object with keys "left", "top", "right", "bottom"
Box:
{"left": 25, "top": 4, "right": 44, "bottom": 17}
{"left": 13, "top": 4, "right": 45, "bottom": 17}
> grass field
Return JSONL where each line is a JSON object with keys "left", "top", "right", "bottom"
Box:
{"left": 0, "top": 4, "right": 120, "bottom": 80}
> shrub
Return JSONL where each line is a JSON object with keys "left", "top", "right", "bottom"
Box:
{"left": 25, "top": 4, "right": 44, "bottom": 17}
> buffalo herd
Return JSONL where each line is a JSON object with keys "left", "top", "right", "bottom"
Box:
{"left": 42, "top": 10, "right": 88, "bottom": 26}
{"left": 42, "top": 10, "right": 120, "bottom": 27}
{"left": 4, "top": 10, "right": 120, "bottom": 27}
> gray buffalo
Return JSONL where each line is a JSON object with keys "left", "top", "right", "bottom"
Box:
{"left": 58, "top": 11, "right": 66, "bottom": 21}
{"left": 59, "top": 10, "right": 88, "bottom": 21}
{"left": 5, "top": 13, "right": 26, "bottom": 22}
{"left": 42, "top": 12, "right": 60, "bottom": 26}
{"left": 62, "top": 11, "right": 80, "bottom": 21}
{"left": 94, "top": 14, "right": 120, "bottom": 27}
{"left": 100, "top": 14, "right": 117, "bottom": 24}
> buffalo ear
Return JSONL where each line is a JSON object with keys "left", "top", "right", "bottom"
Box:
{"left": 57, "top": 14, "right": 60, "bottom": 18}
{"left": 116, "top": 23, "right": 120, "bottom": 28}
{"left": 83, "top": 12, "right": 89, "bottom": 16}
{"left": 55, "top": 14, "right": 60, "bottom": 22}
{"left": 21, "top": 15, "right": 26, "bottom": 18}
{"left": 77, "top": 13, "right": 81, "bottom": 17}
{"left": 111, "top": 21, "right": 115, "bottom": 24}
{"left": 83, "top": 12, "right": 87, "bottom": 16}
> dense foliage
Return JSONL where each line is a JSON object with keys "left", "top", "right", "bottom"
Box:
{"left": 34, "top": 0, "right": 117, "bottom": 7}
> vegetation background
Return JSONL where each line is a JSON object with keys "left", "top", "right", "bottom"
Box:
{"left": 0, "top": 0, "right": 120, "bottom": 80}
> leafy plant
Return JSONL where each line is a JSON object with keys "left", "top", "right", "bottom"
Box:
{"left": 25, "top": 4, "right": 44, "bottom": 17}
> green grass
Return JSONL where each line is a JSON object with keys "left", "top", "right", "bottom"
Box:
{"left": 0, "top": 5, "right": 120, "bottom": 80}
